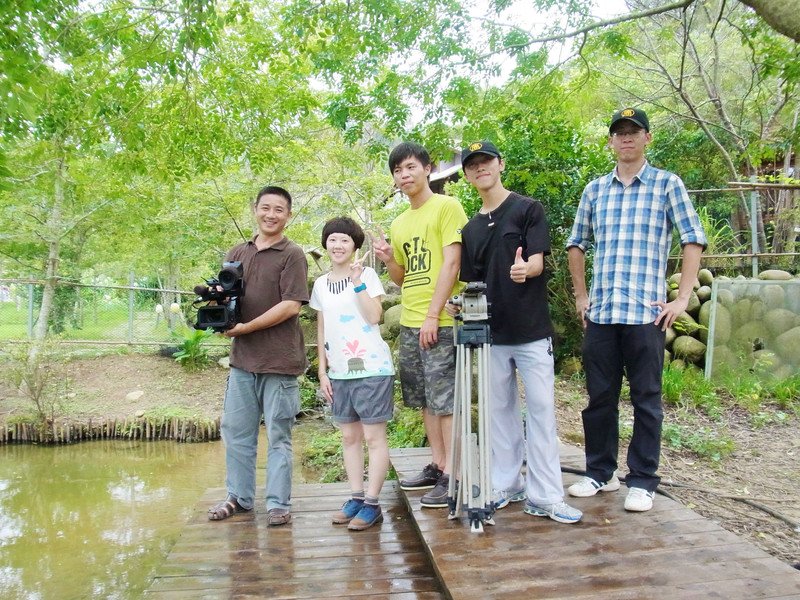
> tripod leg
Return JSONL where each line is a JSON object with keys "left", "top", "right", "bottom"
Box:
{"left": 447, "top": 344, "right": 464, "bottom": 519}
{"left": 479, "top": 343, "right": 494, "bottom": 525}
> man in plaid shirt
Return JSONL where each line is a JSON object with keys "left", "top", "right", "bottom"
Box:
{"left": 566, "top": 108, "right": 707, "bottom": 512}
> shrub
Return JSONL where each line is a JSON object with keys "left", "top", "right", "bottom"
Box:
{"left": 172, "top": 328, "right": 214, "bottom": 371}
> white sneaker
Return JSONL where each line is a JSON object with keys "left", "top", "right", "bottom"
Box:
{"left": 567, "top": 475, "right": 621, "bottom": 497}
{"left": 523, "top": 500, "right": 582, "bottom": 524}
{"left": 492, "top": 488, "right": 526, "bottom": 510}
{"left": 624, "top": 487, "right": 655, "bottom": 512}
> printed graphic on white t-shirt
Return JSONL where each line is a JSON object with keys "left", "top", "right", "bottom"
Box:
{"left": 309, "top": 267, "right": 394, "bottom": 379}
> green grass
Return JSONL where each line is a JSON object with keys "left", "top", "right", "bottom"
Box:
{"left": 0, "top": 302, "right": 29, "bottom": 339}
{"left": 0, "top": 303, "right": 208, "bottom": 343}
{"left": 662, "top": 423, "right": 734, "bottom": 463}
{"left": 662, "top": 365, "right": 722, "bottom": 418}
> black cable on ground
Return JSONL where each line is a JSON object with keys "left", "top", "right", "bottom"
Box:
{"left": 560, "top": 466, "right": 799, "bottom": 531}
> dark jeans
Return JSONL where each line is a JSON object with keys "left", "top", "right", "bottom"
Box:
{"left": 581, "top": 321, "right": 666, "bottom": 492}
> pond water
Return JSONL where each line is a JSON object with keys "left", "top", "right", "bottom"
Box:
{"left": 0, "top": 421, "right": 328, "bottom": 599}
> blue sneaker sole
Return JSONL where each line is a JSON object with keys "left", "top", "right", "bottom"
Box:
{"left": 523, "top": 505, "right": 581, "bottom": 524}
{"left": 494, "top": 491, "right": 526, "bottom": 510}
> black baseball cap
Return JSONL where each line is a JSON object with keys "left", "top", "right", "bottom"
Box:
{"left": 609, "top": 108, "right": 649, "bottom": 132}
{"left": 461, "top": 141, "right": 501, "bottom": 166}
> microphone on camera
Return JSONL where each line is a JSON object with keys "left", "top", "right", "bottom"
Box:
{"left": 194, "top": 285, "right": 211, "bottom": 300}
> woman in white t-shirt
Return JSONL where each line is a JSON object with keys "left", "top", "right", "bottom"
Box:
{"left": 310, "top": 217, "right": 395, "bottom": 531}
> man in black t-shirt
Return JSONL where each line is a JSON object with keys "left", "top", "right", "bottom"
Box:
{"left": 453, "top": 141, "right": 581, "bottom": 524}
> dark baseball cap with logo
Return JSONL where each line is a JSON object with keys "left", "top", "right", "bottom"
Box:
{"left": 609, "top": 108, "right": 650, "bottom": 133}
{"left": 461, "top": 140, "right": 502, "bottom": 166}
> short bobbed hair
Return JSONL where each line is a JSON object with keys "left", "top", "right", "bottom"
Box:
{"left": 321, "top": 217, "right": 365, "bottom": 250}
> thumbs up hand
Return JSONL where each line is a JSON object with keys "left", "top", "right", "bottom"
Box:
{"left": 510, "top": 247, "right": 528, "bottom": 283}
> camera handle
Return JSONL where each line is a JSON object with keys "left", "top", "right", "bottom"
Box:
{"left": 446, "top": 316, "right": 494, "bottom": 533}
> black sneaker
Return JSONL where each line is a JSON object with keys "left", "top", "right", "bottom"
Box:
{"left": 420, "top": 474, "right": 450, "bottom": 508}
{"left": 400, "top": 463, "right": 443, "bottom": 490}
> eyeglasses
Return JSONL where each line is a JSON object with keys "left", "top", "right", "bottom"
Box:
{"left": 611, "top": 129, "right": 645, "bottom": 138}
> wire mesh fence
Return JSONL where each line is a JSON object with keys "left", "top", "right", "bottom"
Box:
{"left": 0, "top": 278, "right": 230, "bottom": 348}
{"left": 705, "top": 279, "right": 800, "bottom": 380}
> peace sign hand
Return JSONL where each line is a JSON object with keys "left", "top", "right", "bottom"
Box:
{"left": 349, "top": 249, "right": 371, "bottom": 284}
{"left": 368, "top": 228, "right": 393, "bottom": 264}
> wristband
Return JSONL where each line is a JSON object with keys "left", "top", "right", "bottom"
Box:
{"left": 353, "top": 283, "right": 367, "bottom": 293}
{"left": 425, "top": 314, "right": 439, "bottom": 320}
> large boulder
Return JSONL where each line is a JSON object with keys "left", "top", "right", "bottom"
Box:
{"left": 750, "top": 300, "right": 766, "bottom": 321}
{"left": 560, "top": 356, "right": 583, "bottom": 376}
{"left": 670, "top": 358, "right": 687, "bottom": 370}
{"left": 751, "top": 349, "right": 782, "bottom": 372}
{"left": 686, "top": 291, "right": 701, "bottom": 316}
{"left": 668, "top": 272, "right": 700, "bottom": 290}
{"left": 763, "top": 285, "right": 786, "bottom": 310}
{"left": 698, "top": 268, "right": 714, "bottom": 286}
{"left": 764, "top": 308, "right": 797, "bottom": 339}
{"left": 758, "top": 269, "right": 793, "bottom": 281}
{"left": 381, "top": 293, "right": 401, "bottom": 312}
{"left": 711, "top": 345, "right": 739, "bottom": 373}
{"left": 672, "top": 335, "right": 706, "bottom": 364}
{"left": 717, "top": 288, "right": 735, "bottom": 307}
{"left": 674, "top": 312, "right": 701, "bottom": 336}
{"left": 665, "top": 327, "right": 677, "bottom": 349}
{"left": 774, "top": 326, "right": 800, "bottom": 365}
{"left": 731, "top": 298, "right": 752, "bottom": 326}
{"left": 380, "top": 304, "right": 403, "bottom": 340}
{"left": 698, "top": 299, "right": 735, "bottom": 344}
{"left": 696, "top": 285, "right": 712, "bottom": 302}
{"left": 731, "top": 320, "right": 768, "bottom": 350}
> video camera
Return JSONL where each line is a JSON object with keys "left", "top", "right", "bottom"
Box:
{"left": 193, "top": 261, "right": 245, "bottom": 332}
{"left": 450, "top": 282, "right": 490, "bottom": 322}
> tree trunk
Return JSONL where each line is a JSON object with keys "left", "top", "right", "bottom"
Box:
{"left": 771, "top": 108, "right": 799, "bottom": 254}
{"left": 28, "top": 154, "right": 66, "bottom": 364}
{"left": 739, "top": 0, "right": 800, "bottom": 42}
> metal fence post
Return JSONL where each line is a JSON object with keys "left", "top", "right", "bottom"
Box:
{"left": 750, "top": 176, "right": 759, "bottom": 277}
{"left": 128, "top": 271, "right": 135, "bottom": 343}
{"left": 27, "top": 282, "right": 34, "bottom": 339}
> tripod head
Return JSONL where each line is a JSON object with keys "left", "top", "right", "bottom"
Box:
{"left": 451, "top": 281, "right": 490, "bottom": 322}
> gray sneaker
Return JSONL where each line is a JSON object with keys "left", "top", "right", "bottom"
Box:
{"left": 400, "top": 463, "right": 443, "bottom": 490}
{"left": 523, "top": 500, "right": 582, "bottom": 524}
{"left": 420, "top": 474, "right": 450, "bottom": 508}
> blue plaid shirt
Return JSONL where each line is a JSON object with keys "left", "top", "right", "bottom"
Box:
{"left": 566, "top": 162, "right": 707, "bottom": 325}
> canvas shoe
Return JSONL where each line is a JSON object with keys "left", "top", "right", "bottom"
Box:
{"left": 567, "top": 475, "right": 621, "bottom": 497}
{"left": 624, "top": 487, "right": 655, "bottom": 512}
{"left": 420, "top": 474, "right": 450, "bottom": 508}
{"left": 492, "top": 488, "right": 526, "bottom": 510}
{"left": 332, "top": 498, "right": 365, "bottom": 524}
{"left": 523, "top": 500, "right": 582, "bottom": 524}
{"left": 400, "top": 463, "right": 443, "bottom": 490}
{"left": 348, "top": 503, "right": 384, "bottom": 531}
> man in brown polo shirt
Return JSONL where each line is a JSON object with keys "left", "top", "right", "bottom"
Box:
{"left": 207, "top": 185, "right": 309, "bottom": 526}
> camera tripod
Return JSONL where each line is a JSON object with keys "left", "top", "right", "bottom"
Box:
{"left": 446, "top": 283, "right": 494, "bottom": 533}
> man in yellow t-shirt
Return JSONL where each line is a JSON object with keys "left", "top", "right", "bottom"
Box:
{"left": 371, "top": 141, "right": 468, "bottom": 509}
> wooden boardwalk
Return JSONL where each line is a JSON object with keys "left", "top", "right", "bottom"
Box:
{"left": 148, "top": 444, "right": 800, "bottom": 599}
{"left": 391, "top": 446, "right": 800, "bottom": 600}
{"left": 146, "top": 481, "right": 445, "bottom": 599}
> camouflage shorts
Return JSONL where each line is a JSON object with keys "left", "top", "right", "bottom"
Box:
{"left": 398, "top": 325, "right": 456, "bottom": 416}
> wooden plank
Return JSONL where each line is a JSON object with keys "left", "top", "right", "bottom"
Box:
{"left": 147, "top": 480, "right": 445, "bottom": 599}
{"left": 390, "top": 446, "right": 800, "bottom": 600}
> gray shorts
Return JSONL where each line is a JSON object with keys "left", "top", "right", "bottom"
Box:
{"left": 330, "top": 376, "right": 394, "bottom": 424}
{"left": 398, "top": 325, "right": 456, "bottom": 416}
